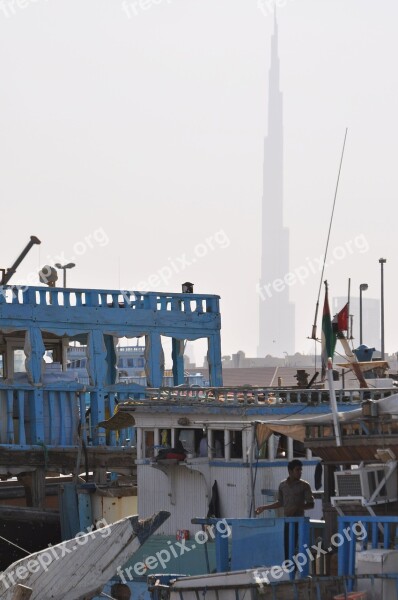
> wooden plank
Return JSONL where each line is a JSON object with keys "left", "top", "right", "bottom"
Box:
{"left": 0, "top": 446, "right": 136, "bottom": 471}
{"left": 6, "top": 389, "right": 14, "bottom": 444}
{"left": 0, "top": 511, "right": 170, "bottom": 600}
{"left": 17, "top": 391, "right": 26, "bottom": 446}
{"left": 0, "top": 505, "right": 59, "bottom": 523}
{"left": 11, "top": 584, "right": 32, "bottom": 600}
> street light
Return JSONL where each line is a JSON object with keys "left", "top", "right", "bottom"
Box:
{"left": 55, "top": 262, "right": 76, "bottom": 287}
{"left": 359, "top": 283, "right": 368, "bottom": 345}
{"left": 379, "top": 258, "right": 387, "bottom": 359}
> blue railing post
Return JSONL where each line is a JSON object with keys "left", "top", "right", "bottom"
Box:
{"left": 337, "top": 515, "right": 398, "bottom": 593}
{"left": 171, "top": 338, "right": 184, "bottom": 386}
{"left": 29, "top": 388, "right": 45, "bottom": 444}
{"left": 285, "top": 517, "right": 310, "bottom": 579}
{"left": 215, "top": 525, "right": 230, "bottom": 572}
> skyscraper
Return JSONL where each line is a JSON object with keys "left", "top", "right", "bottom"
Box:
{"left": 257, "top": 15, "right": 295, "bottom": 357}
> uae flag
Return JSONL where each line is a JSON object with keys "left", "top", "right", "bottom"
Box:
{"left": 321, "top": 283, "right": 336, "bottom": 379}
{"left": 336, "top": 302, "right": 349, "bottom": 333}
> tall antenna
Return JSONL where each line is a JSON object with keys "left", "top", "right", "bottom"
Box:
{"left": 310, "top": 128, "right": 348, "bottom": 340}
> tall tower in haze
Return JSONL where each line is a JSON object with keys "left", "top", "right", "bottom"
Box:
{"left": 257, "top": 15, "right": 295, "bottom": 357}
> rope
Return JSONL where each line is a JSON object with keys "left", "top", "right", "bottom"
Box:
{"left": 0, "top": 534, "right": 31, "bottom": 555}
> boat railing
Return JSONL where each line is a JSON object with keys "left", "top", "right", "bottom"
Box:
{"left": 0, "top": 285, "right": 220, "bottom": 314}
{"left": 192, "top": 516, "right": 311, "bottom": 578}
{"left": 144, "top": 385, "right": 397, "bottom": 405}
{"left": 338, "top": 515, "right": 398, "bottom": 592}
{"left": 0, "top": 383, "right": 142, "bottom": 449}
{"left": 306, "top": 414, "right": 398, "bottom": 440}
{"left": 1, "top": 380, "right": 396, "bottom": 450}
{"left": 148, "top": 573, "right": 398, "bottom": 599}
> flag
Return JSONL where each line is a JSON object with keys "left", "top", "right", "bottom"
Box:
{"left": 336, "top": 302, "right": 349, "bottom": 333}
{"left": 321, "top": 283, "right": 336, "bottom": 379}
{"left": 207, "top": 480, "right": 221, "bottom": 518}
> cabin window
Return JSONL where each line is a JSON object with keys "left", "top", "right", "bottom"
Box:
{"left": 44, "top": 350, "right": 54, "bottom": 363}
{"left": 256, "top": 437, "right": 267, "bottom": 459}
{"left": 178, "top": 429, "right": 202, "bottom": 456}
{"left": 160, "top": 428, "right": 172, "bottom": 449}
{"left": 13, "top": 349, "right": 26, "bottom": 373}
{"left": 229, "top": 430, "right": 243, "bottom": 459}
{"left": 275, "top": 434, "right": 287, "bottom": 458}
{"left": 144, "top": 430, "right": 155, "bottom": 458}
{"left": 211, "top": 430, "right": 225, "bottom": 458}
{"left": 293, "top": 440, "right": 305, "bottom": 458}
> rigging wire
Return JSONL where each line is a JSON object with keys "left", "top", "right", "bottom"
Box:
{"left": 310, "top": 128, "right": 348, "bottom": 343}
{"left": 0, "top": 534, "right": 31, "bottom": 555}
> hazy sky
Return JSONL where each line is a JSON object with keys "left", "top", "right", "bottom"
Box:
{"left": 1, "top": 0, "right": 397, "bottom": 364}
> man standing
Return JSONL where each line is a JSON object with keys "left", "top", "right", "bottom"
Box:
{"left": 255, "top": 459, "right": 314, "bottom": 559}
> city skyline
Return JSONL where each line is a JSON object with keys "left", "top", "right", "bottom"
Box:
{"left": 1, "top": 1, "right": 397, "bottom": 363}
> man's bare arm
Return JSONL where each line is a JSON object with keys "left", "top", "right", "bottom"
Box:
{"left": 255, "top": 500, "right": 282, "bottom": 515}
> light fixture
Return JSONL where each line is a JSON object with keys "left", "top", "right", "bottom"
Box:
{"left": 39, "top": 265, "right": 58, "bottom": 287}
{"left": 55, "top": 262, "right": 76, "bottom": 288}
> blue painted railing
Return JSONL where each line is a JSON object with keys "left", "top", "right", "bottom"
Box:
{"left": 0, "top": 286, "right": 220, "bottom": 314}
{"left": 1, "top": 381, "right": 394, "bottom": 449}
{"left": 192, "top": 517, "right": 311, "bottom": 579}
{"left": 338, "top": 515, "right": 398, "bottom": 592}
{"left": 0, "top": 383, "right": 142, "bottom": 448}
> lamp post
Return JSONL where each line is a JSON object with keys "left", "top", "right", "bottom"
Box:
{"left": 359, "top": 283, "right": 368, "bottom": 345}
{"left": 379, "top": 258, "right": 387, "bottom": 359}
{"left": 55, "top": 262, "right": 76, "bottom": 287}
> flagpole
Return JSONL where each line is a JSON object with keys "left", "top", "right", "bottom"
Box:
{"left": 327, "top": 357, "right": 342, "bottom": 447}
{"left": 347, "top": 278, "right": 351, "bottom": 340}
{"left": 310, "top": 128, "right": 348, "bottom": 341}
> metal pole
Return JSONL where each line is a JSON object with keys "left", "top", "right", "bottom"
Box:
{"left": 379, "top": 259, "right": 387, "bottom": 359}
{"left": 0, "top": 236, "right": 41, "bottom": 286}
{"left": 327, "top": 358, "right": 342, "bottom": 446}
{"left": 359, "top": 284, "right": 368, "bottom": 345}
{"left": 55, "top": 262, "right": 75, "bottom": 288}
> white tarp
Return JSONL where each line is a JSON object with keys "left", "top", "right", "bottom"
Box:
{"left": 255, "top": 393, "right": 398, "bottom": 443}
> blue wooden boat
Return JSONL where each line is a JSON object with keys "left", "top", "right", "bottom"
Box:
{"left": 0, "top": 281, "right": 222, "bottom": 573}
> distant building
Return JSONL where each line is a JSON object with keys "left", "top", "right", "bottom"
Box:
{"left": 332, "top": 296, "right": 380, "bottom": 350}
{"left": 258, "top": 15, "right": 295, "bottom": 358}
{"left": 222, "top": 350, "right": 320, "bottom": 369}
{"left": 67, "top": 345, "right": 206, "bottom": 387}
